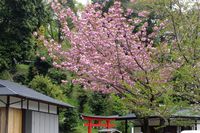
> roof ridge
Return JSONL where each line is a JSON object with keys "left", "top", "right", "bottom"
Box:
{"left": 5, "top": 86, "right": 18, "bottom": 95}
{"left": 0, "top": 80, "right": 73, "bottom": 108}
{"left": 0, "top": 84, "right": 5, "bottom": 87}
{"left": 0, "top": 80, "right": 22, "bottom": 95}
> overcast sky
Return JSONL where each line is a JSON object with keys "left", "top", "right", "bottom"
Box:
{"left": 76, "top": 0, "right": 90, "bottom": 5}
{"left": 76, "top": 0, "right": 199, "bottom": 6}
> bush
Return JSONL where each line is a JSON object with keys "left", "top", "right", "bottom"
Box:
{"left": 60, "top": 108, "right": 78, "bottom": 133}
{"left": 0, "top": 58, "right": 8, "bottom": 72}
{"left": 88, "top": 92, "right": 111, "bottom": 115}
{"left": 29, "top": 75, "right": 65, "bottom": 101}
{"left": 13, "top": 64, "right": 29, "bottom": 84}
{"left": 13, "top": 73, "right": 27, "bottom": 84}
{"left": 0, "top": 70, "right": 12, "bottom": 80}
{"left": 28, "top": 57, "right": 51, "bottom": 81}
{"left": 47, "top": 68, "right": 67, "bottom": 84}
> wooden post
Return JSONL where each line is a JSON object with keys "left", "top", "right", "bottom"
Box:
{"left": 195, "top": 120, "right": 197, "bottom": 130}
{"left": 125, "top": 120, "right": 128, "bottom": 133}
{"left": 106, "top": 120, "right": 110, "bottom": 128}
{"left": 5, "top": 96, "right": 10, "bottom": 133}
{"left": 88, "top": 120, "right": 92, "bottom": 133}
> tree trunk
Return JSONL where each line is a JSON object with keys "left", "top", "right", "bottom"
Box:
{"left": 157, "top": 118, "right": 165, "bottom": 133}
{"left": 143, "top": 118, "right": 151, "bottom": 133}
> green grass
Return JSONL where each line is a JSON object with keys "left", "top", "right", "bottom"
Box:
{"left": 0, "top": 70, "right": 12, "bottom": 80}
{"left": 74, "top": 123, "right": 98, "bottom": 133}
{"left": 16, "top": 64, "right": 29, "bottom": 75}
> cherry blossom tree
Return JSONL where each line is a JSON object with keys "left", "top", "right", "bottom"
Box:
{"left": 42, "top": 1, "right": 158, "bottom": 93}
{"left": 37, "top": 1, "right": 188, "bottom": 132}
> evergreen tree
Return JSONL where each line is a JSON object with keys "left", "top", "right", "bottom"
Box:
{"left": 0, "top": 0, "right": 49, "bottom": 72}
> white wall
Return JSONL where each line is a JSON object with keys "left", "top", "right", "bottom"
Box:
{"left": 134, "top": 127, "right": 141, "bottom": 133}
{"left": 40, "top": 103, "right": 48, "bottom": 113}
{"left": 0, "top": 96, "right": 7, "bottom": 107}
{"left": 49, "top": 105, "right": 57, "bottom": 114}
{"left": 10, "top": 96, "right": 21, "bottom": 109}
{"left": 29, "top": 101, "right": 39, "bottom": 111}
{"left": 32, "top": 111, "right": 58, "bottom": 133}
{"left": 197, "top": 121, "right": 200, "bottom": 130}
{"left": 0, "top": 96, "right": 58, "bottom": 114}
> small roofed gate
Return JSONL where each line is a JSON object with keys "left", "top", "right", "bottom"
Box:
{"left": 82, "top": 115, "right": 118, "bottom": 133}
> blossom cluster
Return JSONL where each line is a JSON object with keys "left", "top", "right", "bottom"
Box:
{"left": 42, "top": 1, "right": 160, "bottom": 93}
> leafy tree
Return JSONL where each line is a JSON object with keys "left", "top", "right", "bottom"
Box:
{"left": 0, "top": 0, "right": 49, "bottom": 72}
{"left": 88, "top": 92, "right": 111, "bottom": 115}
{"left": 77, "top": 89, "right": 89, "bottom": 113}
{"left": 39, "top": 1, "right": 190, "bottom": 133}
{"left": 60, "top": 108, "right": 78, "bottom": 133}
{"left": 29, "top": 75, "right": 65, "bottom": 101}
{"left": 162, "top": 1, "right": 200, "bottom": 104}
{"left": 110, "top": 94, "right": 129, "bottom": 115}
{"left": 28, "top": 57, "right": 52, "bottom": 81}
{"left": 13, "top": 64, "right": 29, "bottom": 84}
{"left": 136, "top": 0, "right": 200, "bottom": 103}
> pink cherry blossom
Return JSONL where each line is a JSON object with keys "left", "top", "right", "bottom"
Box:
{"left": 33, "top": 32, "right": 38, "bottom": 37}
{"left": 61, "top": 80, "right": 68, "bottom": 84}
{"left": 40, "top": 1, "right": 161, "bottom": 93}
{"left": 130, "top": 0, "right": 137, "bottom": 3}
{"left": 138, "top": 11, "right": 149, "bottom": 17}
{"left": 40, "top": 56, "right": 46, "bottom": 61}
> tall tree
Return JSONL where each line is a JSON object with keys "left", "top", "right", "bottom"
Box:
{"left": 40, "top": 1, "right": 189, "bottom": 132}
{"left": 0, "top": 0, "right": 49, "bottom": 72}
{"left": 156, "top": 0, "right": 200, "bottom": 104}
{"left": 135, "top": 0, "right": 200, "bottom": 103}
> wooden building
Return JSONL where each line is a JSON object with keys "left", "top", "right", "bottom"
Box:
{"left": 0, "top": 80, "right": 73, "bottom": 133}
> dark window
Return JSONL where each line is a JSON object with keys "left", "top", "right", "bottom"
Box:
{"left": 164, "top": 126, "right": 177, "bottom": 133}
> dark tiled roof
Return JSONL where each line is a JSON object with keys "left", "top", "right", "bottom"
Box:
{"left": 82, "top": 114, "right": 119, "bottom": 119}
{"left": 172, "top": 108, "right": 200, "bottom": 118}
{"left": 116, "top": 113, "right": 137, "bottom": 120}
{"left": 0, "top": 80, "right": 73, "bottom": 108}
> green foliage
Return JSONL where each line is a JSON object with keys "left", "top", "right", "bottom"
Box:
{"left": 121, "top": 76, "right": 188, "bottom": 118}
{"left": 88, "top": 92, "right": 111, "bottom": 115}
{"left": 0, "top": 0, "right": 49, "bottom": 71}
{"left": 47, "top": 68, "right": 67, "bottom": 84}
{"left": 28, "top": 57, "right": 52, "bottom": 81}
{"left": 13, "top": 64, "right": 29, "bottom": 84}
{"left": 111, "top": 94, "right": 129, "bottom": 115}
{"left": 0, "top": 70, "right": 12, "bottom": 80}
{"left": 73, "top": 122, "right": 98, "bottom": 133}
{"left": 29, "top": 75, "right": 65, "bottom": 101}
{"left": 172, "top": 65, "right": 200, "bottom": 103}
{"left": 91, "top": 0, "right": 134, "bottom": 14}
{"left": 77, "top": 89, "right": 89, "bottom": 113}
{"left": 150, "top": 0, "right": 200, "bottom": 104}
{"left": 0, "top": 58, "right": 9, "bottom": 72}
{"left": 16, "top": 64, "right": 29, "bottom": 74}
{"left": 60, "top": 108, "right": 79, "bottom": 133}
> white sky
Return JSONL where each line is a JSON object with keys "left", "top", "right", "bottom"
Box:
{"left": 76, "top": 0, "right": 91, "bottom": 5}
{"left": 76, "top": 0, "right": 199, "bottom": 6}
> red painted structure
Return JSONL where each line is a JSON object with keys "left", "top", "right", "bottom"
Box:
{"left": 81, "top": 115, "right": 119, "bottom": 133}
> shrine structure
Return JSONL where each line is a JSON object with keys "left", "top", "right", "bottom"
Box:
{"left": 81, "top": 114, "right": 119, "bottom": 133}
